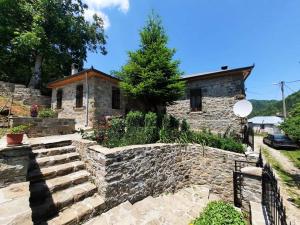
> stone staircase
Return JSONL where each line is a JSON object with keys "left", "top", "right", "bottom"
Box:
{"left": 84, "top": 185, "right": 219, "bottom": 225}
{"left": 27, "top": 140, "right": 105, "bottom": 225}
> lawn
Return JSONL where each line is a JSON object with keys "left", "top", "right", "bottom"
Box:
{"left": 280, "top": 149, "right": 300, "bottom": 170}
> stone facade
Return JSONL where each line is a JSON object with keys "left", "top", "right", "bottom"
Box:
{"left": 51, "top": 76, "right": 125, "bottom": 128}
{"left": 167, "top": 72, "right": 247, "bottom": 134}
{"left": 0, "top": 145, "right": 31, "bottom": 188}
{"left": 9, "top": 117, "right": 75, "bottom": 137}
{"left": 80, "top": 143, "right": 247, "bottom": 207}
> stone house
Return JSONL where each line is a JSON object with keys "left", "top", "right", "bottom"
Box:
{"left": 167, "top": 65, "right": 254, "bottom": 134}
{"left": 48, "top": 65, "right": 253, "bottom": 133}
{"left": 47, "top": 68, "right": 125, "bottom": 128}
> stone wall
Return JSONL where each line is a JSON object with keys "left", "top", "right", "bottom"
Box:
{"left": 240, "top": 167, "right": 262, "bottom": 212}
{"left": 0, "top": 81, "right": 50, "bottom": 107}
{"left": 167, "top": 74, "right": 245, "bottom": 134}
{"left": 0, "top": 145, "right": 31, "bottom": 188}
{"left": 9, "top": 117, "right": 75, "bottom": 137}
{"left": 83, "top": 143, "right": 246, "bottom": 207}
{"left": 51, "top": 77, "right": 125, "bottom": 128}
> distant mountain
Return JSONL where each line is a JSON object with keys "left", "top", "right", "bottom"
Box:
{"left": 249, "top": 90, "right": 300, "bottom": 117}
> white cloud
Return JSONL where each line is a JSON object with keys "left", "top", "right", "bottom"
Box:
{"left": 83, "top": 0, "right": 129, "bottom": 29}
{"left": 84, "top": 8, "right": 111, "bottom": 29}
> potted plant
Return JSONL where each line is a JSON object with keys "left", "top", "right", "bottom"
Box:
{"left": 6, "top": 125, "right": 29, "bottom": 145}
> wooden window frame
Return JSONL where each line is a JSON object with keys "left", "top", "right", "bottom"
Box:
{"left": 190, "top": 88, "right": 202, "bottom": 112}
{"left": 112, "top": 87, "right": 120, "bottom": 109}
{"left": 75, "top": 84, "right": 84, "bottom": 108}
{"left": 56, "top": 89, "right": 63, "bottom": 109}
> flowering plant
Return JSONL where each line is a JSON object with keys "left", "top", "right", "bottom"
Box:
{"left": 30, "top": 104, "right": 38, "bottom": 117}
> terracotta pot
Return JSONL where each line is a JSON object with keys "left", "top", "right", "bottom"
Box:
{"left": 6, "top": 133, "right": 24, "bottom": 145}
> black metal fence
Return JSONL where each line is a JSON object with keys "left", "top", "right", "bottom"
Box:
{"left": 262, "top": 164, "right": 289, "bottom": 225}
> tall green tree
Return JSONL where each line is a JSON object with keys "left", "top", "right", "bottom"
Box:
{"left": 116, "top": 13, "right": 185, "bottom": 112}
{"left": 280, "top": 103, "right": 300, "bottom": 141}
{"left": 0, "top": 0, "right": 107, "bottom": 89}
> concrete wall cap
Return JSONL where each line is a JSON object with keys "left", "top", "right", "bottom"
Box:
{"left": 241, "top": 166, "right": 262, "bottom": 177}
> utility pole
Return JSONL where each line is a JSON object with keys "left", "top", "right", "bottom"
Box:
{"left": 273, "top": 81, "right": 287, "bottom": 119}
{"left": 280, "top": 81, "right": 287, "bottom": 119}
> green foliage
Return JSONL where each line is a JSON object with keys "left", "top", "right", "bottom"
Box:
{"left": 280, "top": 103, "right": 300, "bottom": 142}
{"left": 125, "top": 111, "right": 144, "bottom": 130}
{"left": 249, "top": 90, "right": 300, "bottom": 117}
{"left": 0, "top": 0, "right": 107, "bottom": 89}
{"left": 159, "top": 115, "right": 180, "bottom": 142}
{"left": 38, "top": 108, "right": 57, "bottom": 118}
{"left": 192, "top": 201, "right": 246, "bottom": 225}
{"left": 8, "top": 125, "right": 30, "bottom": 134}
{"left": 180, "top": 118, "right": 190, "bottom": 133}
{"left": 144, "top": 112, "right": 159, "bottom": 143}
{"left": 116, "top": 12, "right": 185, "bottom": 112}
{"left": 105, "top": 118, "right": 126, "bottom": 148}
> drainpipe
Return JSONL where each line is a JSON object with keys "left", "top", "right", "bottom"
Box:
{"left": 85, "top": 71, "right": 89, "bottom": 127}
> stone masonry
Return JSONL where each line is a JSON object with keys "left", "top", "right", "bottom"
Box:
{"left": 51, "top": 76, "right": 125, "bottom": 127}
{"left": 167, "top": 73, "right": 246, "bottom": 134}
{"left": 81, "top": 143, "right": 246, "bottom": 208}
{"left": 9, "top": 117, "right": 75, "bottom": 137}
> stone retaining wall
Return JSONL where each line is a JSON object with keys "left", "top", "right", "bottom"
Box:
{"left": 84, "top": 143, "right": 246, "bottom": 207}
{"left": 9, "top": 117, "right": 75, "bottom": 137}
{"left": 0, "top": 145, "right": 31, "bottom": 188}
{"left": 0, "top": 81, "right": 50, "bottom": 107}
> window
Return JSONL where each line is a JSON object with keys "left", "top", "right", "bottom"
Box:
{"left": 112, "top": 87, "right": 120, "bottom": 109}
{"left": 56, "top": 89, "right": 63, "bottom": 109}
{"left": 76, "top": 85, "right": 83, "bottom": 108}
{"left": 190, "top": 88, "right": 202, "bottom": 111}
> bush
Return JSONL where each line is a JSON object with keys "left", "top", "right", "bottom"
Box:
{"left": 104, "top": 118, "right": 125, "bottom": 148}
{"left": 180, "top": 118, "right": 190, "bottom": 133}
{"left": 38, "top": 109, "right": 57, "bottom": 118}
{"left": 9, "top": 125, "right": 30, "bottom": 134}
{"left": 220, "top": 138, "right": 244, "bottom": 153}
{"left": 192, "top": 201, "right": 246, "bottom": 225}
{"left": 159, "top": 115, "right": 180, "bottom": 142}
{"left": 144, "top": 112, "right": 159, "bottom": 143}
{"left": 125, "top": 111, "right": 144, "bottom": 130}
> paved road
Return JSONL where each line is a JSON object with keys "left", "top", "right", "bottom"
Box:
{"left": 254, "top": 136, "right": 300, "bottom": 175}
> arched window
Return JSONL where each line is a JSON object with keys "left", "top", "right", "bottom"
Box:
{"left": 56, "top": 89, "right": 63, "bottom": 109}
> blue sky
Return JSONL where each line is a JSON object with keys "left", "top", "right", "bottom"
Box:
{"left": 83, "top": 0, "right": 300, "bottom": 100}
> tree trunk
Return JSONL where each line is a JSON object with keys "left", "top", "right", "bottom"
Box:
{"left": 28, "top": 54, "right": 43, "bottom": 89}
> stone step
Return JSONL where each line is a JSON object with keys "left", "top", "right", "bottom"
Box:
{"left": 31, "top": 140, "right": 73, "bottom": 150}
{"left": 27, "top": 161, "right": 85, "bottom": 182}
{"left": 30, "top": 170, "right": 91, "bottom": 201}
{"left": 31, "top": 152, "right": 80, "bottom": 168}
{"left": 32, "top": 182, "right": 98, "bottom": 222}
{"left": 47, "top": 194, "right": 106, "bottom": 225}
{"left": 31, "top": 145, "right": 76, "bottom": 158}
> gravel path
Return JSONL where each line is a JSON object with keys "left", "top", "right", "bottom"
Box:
{"left": 254, "top": 136, "right": 300, "bottom": 225}
{"left": 254, "top": 136, "right": 300, "bottom": 175}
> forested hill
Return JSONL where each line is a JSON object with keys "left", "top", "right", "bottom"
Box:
{"left": 249, "top": 90, "right": 300, "bottom": 117}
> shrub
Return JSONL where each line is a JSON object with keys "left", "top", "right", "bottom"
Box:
{"left": 104, "top": 118, "right": 125, "bottom": 148}
{"left": 159, "top": 115, "right": 180, "bottom": 142}
{"left": 9, "top": 125, "right": 30, "bottom": 134}
{"left": 192, "top": 201, "right": 246, "bottom": 225}
{"left": 125, "top": 111, "right": 144, "bottom": 130}
{"left": 144, "top": 112, "right": 159, "bottom": 143}
{"left": 220, "top": 137, "right": 244, "bottom": 153}
{"left": 38, "top": 109, "right": 57, "bottom": 118}
{"left": 180, "top": 118, "right": 190, "bottom": 133}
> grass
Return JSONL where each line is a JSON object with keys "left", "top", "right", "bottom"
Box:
{"left": 262, "top": 148, "right": 300, "bottom": 208}
{"left": 280, "top": 149, "right": 300, "bottom": 169}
